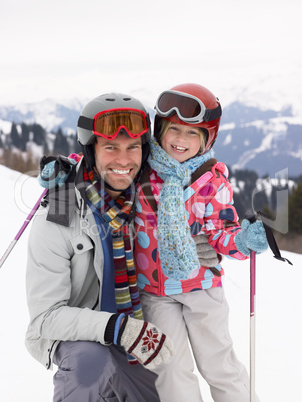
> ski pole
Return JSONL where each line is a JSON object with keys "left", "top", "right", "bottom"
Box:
{"left": 250, "top": 248, "right": 256, "bottom": 402}
{"left": 0, "top": 188, "right": 48, "bottom": 269}
{"left": 245, "top": 211, "right": 257, "bottom": 402}
{"left": 245, "top": 210, "right": 293, "bottom": 402}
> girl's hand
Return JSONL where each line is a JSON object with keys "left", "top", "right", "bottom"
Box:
{"left": 235, "top": 219, "right": 268, "bottom": 255}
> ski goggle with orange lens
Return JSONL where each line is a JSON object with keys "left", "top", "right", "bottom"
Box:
{"left": 155, "top": 90, "right": 222, "bottom": 124}
{"left": 77, "top": 108, "right": 150, "bottom": 140}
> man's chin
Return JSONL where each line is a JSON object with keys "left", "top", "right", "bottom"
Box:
{"left": 106, "top": 176, "right": 135, "bottom": 191}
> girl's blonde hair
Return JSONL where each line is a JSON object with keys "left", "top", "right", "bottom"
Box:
{"left": 157, "top": 119, "right": 207, "bottom": 155}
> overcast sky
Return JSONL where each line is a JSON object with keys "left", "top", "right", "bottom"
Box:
{"left": 1, "top": 0, "right": 301, "bottom": 108}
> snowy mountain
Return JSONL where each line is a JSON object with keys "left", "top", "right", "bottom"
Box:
{"left": 216, "top": 102, "right": 302, "bottom": 176}
{"left": 0, "top": 97, "right": 302, "bottom": 177}
{"left": 0, "top": 99, "right": 83, "bottom": 134}
{"left": 0, "top": 164, "right": 301, "bottom": 402}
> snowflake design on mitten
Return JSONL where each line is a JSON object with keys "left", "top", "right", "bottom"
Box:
{"left": 141, "top": 327, "right": 159, "bottom": 353}
{"left": 119, "top": 318, "right": 174, "bottom": 368}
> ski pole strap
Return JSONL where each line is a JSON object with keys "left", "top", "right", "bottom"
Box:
{"left": 256, "top": 211, "right": 293, "bottom": 266}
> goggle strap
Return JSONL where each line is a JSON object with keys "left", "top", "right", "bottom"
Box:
{"left": 146, "top": 113, "right": 151, "bottom": 129}
{"left": 203, "top": 103, "right": 222, "bottom": 122}
{"left": 77, "top": 115, "right": 94, "bottom": 130}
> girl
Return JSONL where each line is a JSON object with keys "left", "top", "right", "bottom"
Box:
{"left": 134, "top": 83, "right": 267, "bottom": 402}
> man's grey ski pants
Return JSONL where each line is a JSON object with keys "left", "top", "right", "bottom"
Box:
{"left": 53, "top": 340, "right": 160, "bottom": 402}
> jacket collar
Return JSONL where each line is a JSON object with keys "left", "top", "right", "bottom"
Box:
{"left": 139, "top": 158, "right": 217, "bottom": 214}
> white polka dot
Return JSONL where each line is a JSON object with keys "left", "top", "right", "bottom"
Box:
{"left": 215, "top": 187, "right": 230, "bottom": 204}
{"left": 192, "top": 202, "right": 205, "bottom": 218}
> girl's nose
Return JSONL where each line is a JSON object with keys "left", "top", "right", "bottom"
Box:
{"left": 176, "top": 130, "right": 187, "bottom": 140}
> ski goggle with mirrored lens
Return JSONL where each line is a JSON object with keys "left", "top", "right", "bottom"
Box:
{"left": 155, "top": 90, "right": 222, "bottom": 124}
{"left": 77, "top": 108, "right": 150, "bottom": 140}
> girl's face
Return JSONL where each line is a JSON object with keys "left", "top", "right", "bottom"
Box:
{"left": 161, "top": 123, "right": 202, "bottom": 163}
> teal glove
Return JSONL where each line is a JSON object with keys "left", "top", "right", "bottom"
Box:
{"left": 38, "top": 155, "right": 77, "bottom": 188}
{"left": 235, "top": 219, "right": 268, "bottom": 256}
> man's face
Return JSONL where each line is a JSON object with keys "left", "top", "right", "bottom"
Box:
{"left": 94, "top": 134, "right": 142, "bottom": 195}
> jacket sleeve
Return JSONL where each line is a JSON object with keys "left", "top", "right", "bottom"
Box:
{"left": 26, "top": 209, "right": 113, "bottom": 345}
{"left": 196, "top": 163, "right": 248, "bottom": 260}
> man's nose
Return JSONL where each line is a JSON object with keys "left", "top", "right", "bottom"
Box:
{"left": 114, "top": 152, "right": 132, "bottom": 166}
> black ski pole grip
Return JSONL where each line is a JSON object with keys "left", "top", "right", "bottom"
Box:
{"left": 244, "top": 210, "right": 257, "bottom": 224}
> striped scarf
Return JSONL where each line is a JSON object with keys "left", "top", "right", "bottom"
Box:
{"left": 83, "top": 166, "right": 143, "bottom": 320}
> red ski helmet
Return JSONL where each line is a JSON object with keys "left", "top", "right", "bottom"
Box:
{"left": 154, "top": 83, "right": 222, "bottom": 152}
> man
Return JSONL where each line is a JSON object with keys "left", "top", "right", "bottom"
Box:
{"left": 25, "top": 93, "right": 174, "bottom": 402}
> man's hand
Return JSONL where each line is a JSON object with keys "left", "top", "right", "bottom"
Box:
{"left": 117, "top": 316, "right": 174, "bottom": 369}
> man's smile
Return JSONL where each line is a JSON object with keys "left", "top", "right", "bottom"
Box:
{"left": 111, "top": 168, "right": 132, "bottom": 175}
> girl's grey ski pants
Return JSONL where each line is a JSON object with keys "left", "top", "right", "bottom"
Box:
{"left": 53, "top": 340, "right": 160, "bottom": 402}
{"left": 140, "top": 287, "right": 261, "bottom": 402}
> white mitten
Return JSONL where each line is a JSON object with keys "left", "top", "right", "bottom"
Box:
{"left": 117, "top": 316, "right": 174, "bottom": 369}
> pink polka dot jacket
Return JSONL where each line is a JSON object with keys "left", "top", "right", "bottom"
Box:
{"left": 134, "top": 158, "right": 248, "bottom": 296}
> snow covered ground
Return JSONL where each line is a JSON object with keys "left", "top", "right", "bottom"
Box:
{"left": 0, "top": 164, "right": 301, "bottom": 402}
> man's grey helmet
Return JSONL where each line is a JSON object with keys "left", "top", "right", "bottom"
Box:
{"left": 77, "top": 93, "right": 151, "bottom": 173}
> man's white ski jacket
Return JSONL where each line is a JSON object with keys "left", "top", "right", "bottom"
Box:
{"left": 25, "top": 159, "right": 113, "bottom": 370}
